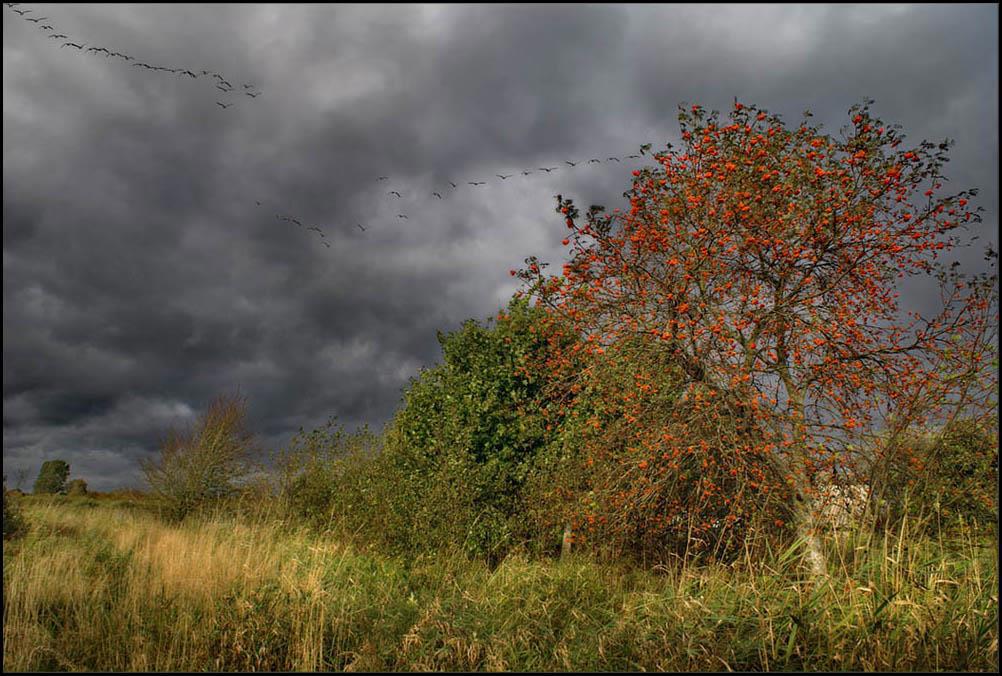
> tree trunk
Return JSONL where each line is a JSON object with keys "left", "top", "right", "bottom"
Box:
{"left": 773, "top": 337, "right": 829, "bottom": 580}
{"left": 793, "top": 498, "right": 828, "bottom": 578}
{"left": 561, "top": 523, "right": 573, "bottom": 558}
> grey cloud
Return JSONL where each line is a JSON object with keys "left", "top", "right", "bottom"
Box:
{"left": 4, "top": 4, "right": 997, "bottom": 489}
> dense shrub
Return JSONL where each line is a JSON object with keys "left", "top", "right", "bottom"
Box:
{"left": 377, "top": 297, "right": 572, "bottom": 563}
{"left": 33, "top": 460, "right": 70, "bottom": 495}
{"left": 298, "top": 297, "right": 790, "bottom": 566}
{"left": 873, "top": 417, "right": 998, "bottom": 533}
{"left": 276, "top": 418, "right": 382, "bottom": 529}
{"left": 524, "top": 333, "right": 793, "bottom": 565}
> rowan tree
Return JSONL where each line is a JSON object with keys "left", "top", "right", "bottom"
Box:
{"left": 516, "top": 99, "right": 997, "bottom": 574}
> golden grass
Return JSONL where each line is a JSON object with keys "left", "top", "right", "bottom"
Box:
{"left": 3, "top": 498, "right": 998, "bottom": 671}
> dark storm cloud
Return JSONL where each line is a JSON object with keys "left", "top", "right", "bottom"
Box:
{"left": 4, "top": 4, "right": 997, "bottom": 490}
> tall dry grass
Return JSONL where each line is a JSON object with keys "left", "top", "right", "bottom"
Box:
{"left": 3, "top": 497, "right": 997, "bottom": 671}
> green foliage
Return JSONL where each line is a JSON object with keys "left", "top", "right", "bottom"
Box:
{"left": 380, "top": 297, "right": 565, "bottom": 563}
{"left": 66, "top": 479, "right": 89, "bottom": 497}
{"left": 276, "top": 418, "right": 382, "bottom": 530}
{"left": 33, "top": 460, "right": 70, "bottom": 495}
{"left": 876, "top": 417, "right": 999, "bottom": 533}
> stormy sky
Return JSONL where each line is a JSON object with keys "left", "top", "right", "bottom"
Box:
{"left": 3, "top": 4, "right": 998, "bottom": 491}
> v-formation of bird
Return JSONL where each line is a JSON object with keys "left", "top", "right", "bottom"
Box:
{"left": 371, "top": 149, "right": 647, "bottom": 216}
{"left": 6, "top": 3, "right": 658, "bottom": 254}
{"left": 264, "top": 146, "right": 654, "bottom": 251}
{"left": 4, "top": 4, "right": 261, "bottom": 109}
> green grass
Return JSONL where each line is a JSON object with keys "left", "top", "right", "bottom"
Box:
{"left": 3, "top": 496, "right": 998, "bottom": 671}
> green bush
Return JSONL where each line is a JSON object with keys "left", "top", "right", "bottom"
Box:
{"left": 875, "top": 417, "right": 999, "bottom": 533}
{"left": 277, "top": 418, "right": 382, "bottom": 530}
{"left": 33, "top": 460, "right": 70, "bottom": 495}
{"left": 378, "top": 297, "right": 569, "bottom": 563}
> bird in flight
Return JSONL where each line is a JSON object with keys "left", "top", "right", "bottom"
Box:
{"left": 40, "top": 24, "right": 54, "bottom": 30}
{"left": 255, "top": 201, "right": 262, "bottom": 206}
{"left": 62, "top": 42, "right": 86, "bottom": 50}
{"left": 468, "top": 181, "right": 486, "bottom": 186}
{"left": 521, "top": 171, "right": 533, "bottom": 176}
{"left": 245, "top": 92, "right": 260, "bottom": 98}
{"left": 216, "top": 102, "right": 233, "bottom": 109}
{"left": 496, "top": 174, "right": 512, "bottom": 180}
{"left": 110, "top": 52, "right": 132, "bottom": 60}
{"left": 388, "top": 191, "right": 402, "bottom": 197}
{"left": 607, "top": 157, "right": 620, "bottom": 162}
{"left": 626, "top": 154, "right": 641, "bottom": 159}
{"left": 25, "top": 16, "right": 46, "bottom": 23}
{"left": 377, "top": 176, "right": 389, "bottom": 181}
{"left": 307, "top": 226, "right": 325, "bottom": 237}
{"left": 396, "top": 214, "right": 409, "bottom": 219}
{"left": 356, "top": 223, "right": 366, "bottom": 232}
{"left": 539, "top": 167, "right": 558, "bottom": 173}
{"left": 323, "top": 241, "right": 331, "bottom": 248}
{"left": 215, "top": 85, "right": 231, "bottom": 92}
{"left": 564, "top": 161, "right": 578, "bottom": 167}
{"left": 432, "top": 192, "right": 442, "bottom": 199}
{"left": 242, "top": 84, "right": 253, "bottom": 89}
{"left": 588, "top": 159, "right": 601, "bottom": 164}
{"left": 448, "top": 181, "right": 458, "bottom": 189}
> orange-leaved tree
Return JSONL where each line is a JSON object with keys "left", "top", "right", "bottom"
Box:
{"left": 516, "top": 99, "right": 997, "bottom": 574}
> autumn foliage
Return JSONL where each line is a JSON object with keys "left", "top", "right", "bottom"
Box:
{"left": 515, "top": 100, "right": 998, "bottom": 566}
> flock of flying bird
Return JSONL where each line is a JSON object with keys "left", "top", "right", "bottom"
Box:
{"left": 5, "top": 3, "right": 656, "bottom": 253}
{"left": 256, "top": 148, "right": 655, "bottom": 249}
{"left": 4, "top": 3, "right": 262, "bottom": 107}
{"left": 366, "top": 152, "right": 651, "bottom": 227}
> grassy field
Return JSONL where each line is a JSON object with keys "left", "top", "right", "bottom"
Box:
{"left": 3, "top": 496, "right": 998, "bottom": 671}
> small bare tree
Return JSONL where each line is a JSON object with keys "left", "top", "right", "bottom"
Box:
{"left": 142, "top": 393, "right": 257, "bottom": 519}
